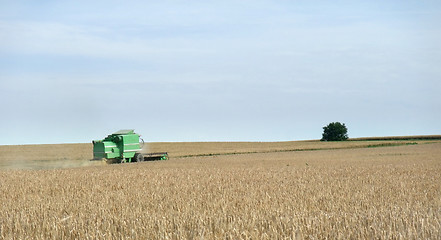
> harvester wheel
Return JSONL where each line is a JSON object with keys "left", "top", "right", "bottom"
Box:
{"left": 134, "top": 153, "right": 144, "bottom": 162}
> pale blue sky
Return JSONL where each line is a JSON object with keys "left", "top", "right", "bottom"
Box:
{"left": 1, "top": 0, "right": 440, "bottom": 144}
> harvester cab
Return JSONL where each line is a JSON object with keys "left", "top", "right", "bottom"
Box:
{"left": 92, "top": 129, "right": 168, "bottom": 163}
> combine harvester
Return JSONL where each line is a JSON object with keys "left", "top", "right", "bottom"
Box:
{"left": 92, "top": 129, "right": 168, "bottom": 163}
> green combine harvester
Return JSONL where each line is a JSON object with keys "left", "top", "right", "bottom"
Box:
{"left": 92, "top": 129, "right": 168, "bottom": 163}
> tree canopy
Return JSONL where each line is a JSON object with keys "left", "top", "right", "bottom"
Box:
{"left": 321, "top": 122, "right": 348, "bottom": 141}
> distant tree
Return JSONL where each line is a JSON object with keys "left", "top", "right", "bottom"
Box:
{"left": 321, "top": 122, "right": 348, "bottom": 141}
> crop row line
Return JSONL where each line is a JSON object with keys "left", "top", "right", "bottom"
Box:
{"left": 176, "top": 142, "right": 419, "bottom": 158}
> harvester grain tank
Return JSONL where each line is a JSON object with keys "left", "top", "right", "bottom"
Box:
{"left": 92, "top": 129, "right": 168, "bottom": 163}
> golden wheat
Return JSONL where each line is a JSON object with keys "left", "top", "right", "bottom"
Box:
{"left": 0, "top": 141, "right": 440, "bottom": 239}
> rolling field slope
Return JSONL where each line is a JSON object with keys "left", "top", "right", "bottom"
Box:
{"left": 0, "top": 137, "right": 439, "bottom": 170}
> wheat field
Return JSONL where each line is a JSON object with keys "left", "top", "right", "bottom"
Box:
{"left": 1, "top": 140, "right": 440, "bottom": 239}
